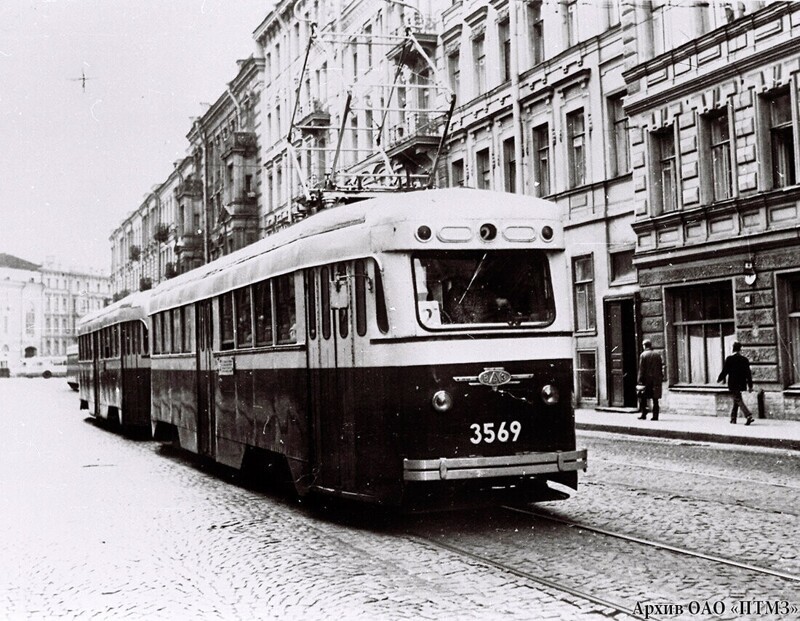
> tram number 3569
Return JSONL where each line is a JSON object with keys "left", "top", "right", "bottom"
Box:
{"left": 469, "top": 421, "right": 522, "bottom": 444}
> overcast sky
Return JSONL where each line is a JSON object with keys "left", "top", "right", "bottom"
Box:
{"left": 0, "top": 0, "right": 270, "bottom": 273}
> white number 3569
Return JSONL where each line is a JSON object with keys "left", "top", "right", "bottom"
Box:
{"left": 469, "top": 421, "right": 522, "bottom": 444}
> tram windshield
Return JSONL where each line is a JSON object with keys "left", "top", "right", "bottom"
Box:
{"left": 412, "top": 250, "right": 555, "bottom": 328}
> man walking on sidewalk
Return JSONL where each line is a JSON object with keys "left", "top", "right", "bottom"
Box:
{"left": 637, "top": 339, "right": 663, "bottom": 421}
{"left": 718, "top": 341, "right": 754, "bottom": 425}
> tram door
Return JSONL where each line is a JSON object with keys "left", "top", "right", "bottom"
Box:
{"left": 307, "top": 263, "right": 358, "bottom": 491}
{"left": 196, "top": 299, "right": 216, "bottom": 458}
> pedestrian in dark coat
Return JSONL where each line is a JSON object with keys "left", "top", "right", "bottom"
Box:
{"left": 637, "top": 339, "right": 663, "bottom": 421}
{"left": 717, "top": 341, "right": 754, "bottom": 425}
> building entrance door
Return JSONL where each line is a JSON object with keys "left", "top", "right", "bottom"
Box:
{"left": 605, "top": 297, "right": 639, "bottom": 408}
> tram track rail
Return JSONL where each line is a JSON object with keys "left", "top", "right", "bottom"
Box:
{"left": 504, "top": 505, "right": 800, "bottom": 584}
{"left": 407, "top": 533, "right": 652, "bottom": 621}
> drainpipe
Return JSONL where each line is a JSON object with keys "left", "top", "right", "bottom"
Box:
{"left": 510, "top": 0, "right": 523, "bottom": 193}
{"left": 194, "top": 118, "right": 210, "bottom": 265}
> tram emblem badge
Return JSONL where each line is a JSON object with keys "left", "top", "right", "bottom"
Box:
{"left": 454, "top": 367, "right": 534, "bottom": 391}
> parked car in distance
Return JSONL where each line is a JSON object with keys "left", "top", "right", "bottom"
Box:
{"left": 0, "top": 360, "right": 9, "bottom": 379}
{"left": 10, "top": 356, "right": 68, "bottom": 379}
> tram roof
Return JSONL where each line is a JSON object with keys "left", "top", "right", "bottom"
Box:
{"left": 149, "top": 188, "right": 564, "bottom": 314}
{"left": 77, "top": 290, "right": 150, "bottom": 335}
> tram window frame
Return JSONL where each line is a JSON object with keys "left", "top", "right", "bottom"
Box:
{"left": 254, "top": 280, "right": 274, "bottom": 347}
{"left": 183, "top": 305, "right": 195, "bottom": 353}
{"left": 275, "top": 273, "right": 297, "bottom": 344}
{"left": 355, "top": 260, "right": 367, "bottom": 337}
{"left": 235, "top": 286, "right": 254, "bottom": 348}
{"left": 321, "top": 266, "right": 332, "bottom": 340}
{"left": 220, "top": 292, "right": 235, "bottom": 350}
{"left": 142, "top": 322, "right": 149, "bottom": 356}
{"left": 112, "top": 325, "right": 118, "bottom": 358}
{"left": 306, "top": 269, "right": 317, "bottom": 341}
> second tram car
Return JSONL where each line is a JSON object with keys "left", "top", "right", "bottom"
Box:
{"left": 77, "top": 291, "right": 151, "bottom": 434}
{"left": 147, "top": 188, "right": 586, "bottom": 510}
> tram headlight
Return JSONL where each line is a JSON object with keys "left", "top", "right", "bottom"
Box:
{"left": 416, "top": 225, "right": 432, "bottom": 241}
{"left": 540, "top": 384, "right": 560, "bottom": 405}
{"left": 431, "top": 390, "right": 454, "bottom": 412}
{"left": 541, "top": 225, "right": 554, "bottom": 242}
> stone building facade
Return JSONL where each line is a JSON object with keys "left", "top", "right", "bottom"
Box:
{"left": 624, "top": 1, "right": 800, "bottom": 419}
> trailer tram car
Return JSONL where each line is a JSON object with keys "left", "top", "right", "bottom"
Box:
{"left": 77, "top": 291, "right": 152, "bottom": 434}
{"left": 148, "top": 188, "right": 587, "bottom": 510}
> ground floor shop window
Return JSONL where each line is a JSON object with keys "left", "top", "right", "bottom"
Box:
{"left": 668, "top": 281, "right": 734, "bottom": 385}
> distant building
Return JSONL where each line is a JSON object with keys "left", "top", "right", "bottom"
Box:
{"left": 40, "top": 257, "right": 110, "bottom": 357}
{"left": 0, "top": 253, "right": 44, "bottom": 364}
{"left": 0, "top": 253, "right": 110, "bottom": 365}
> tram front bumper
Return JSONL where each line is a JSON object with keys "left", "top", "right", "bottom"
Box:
{"left": 403, "top": 449, "right": 588, "bottom": 482}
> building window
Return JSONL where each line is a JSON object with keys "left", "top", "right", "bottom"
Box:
{"left": 532, "top": 123, "right": 550, "bottom": 196}
{"left": 499, "top": 19, "right": 511, "bottom": 83}
{"left": 651, "top": 0, "right": 673, "bottom": 56}
{"left": 572, "top": 255, "right": 595, "bottom": 332}
{"left": 764, "top": 89, "right": 796, "bottom": 189}
{"left": 528, "top": 0, "right": 544, "bottom": 66}
{"left": 781, "top": 276, "right": 800, "bottom": 385}
{"left": 609, "top": 95, "right": 629, "bottom": 177}
{"left": 564, "top": 0, "right": 578, "bottom": 47}
{"left": 472, "top": 35, "right": 486, "bottom": 96}
{"left": 704, "top": 110, "right": 733, "bottom": 202}
{"left": 447, "top": 51, "right": 460, "bottom": 100}
{"left": 669, "top": 282, "right": 734, "bottom": 385}
{"left": 476, "top": 148, "right": 491, "bottom": 189}
{"left": 503, "top": 137, "right": 516, "bottom": 193}
{"left": 566, "top": 109, "right": 586, "bottom": 188}
{"left": 651, "top": 126, "right": 678, "bottom": 213}
{"left": 606, "top": 0, "right": 621, "bottom": 27}
{"left": 610, "top": 249, "right": 635, "bottom": 283}
{"left": 577, "top": 350, "right": 597, "bottom": 399}
{"left": 451, "top": 159, "right": 465, "bottom": 187}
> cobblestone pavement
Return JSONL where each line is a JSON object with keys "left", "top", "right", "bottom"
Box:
{"left": 0, "top": 379, "right": 637, "bottom": 620}
{"left": 398, "top": 432, "right": 800, "bottom": 621}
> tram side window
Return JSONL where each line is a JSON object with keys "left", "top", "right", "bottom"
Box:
{"left": 355, "top": 260, "right": 367, "bottom": 337}
{"left": 142, "top": 323, "right": 149, "bottom": 356}
{"left": 153, "top": 315, "right": 161, "bottom": 355}
{"left": 275, "top": 274, "right": 297, "bottom": 344}
{"left": 183, "top": 305, "right": 195, "bottom": 353}
{"left": 172, "top": 308, "right": 183, "bottom": 353}
{"left": 235, "top": 287, "right": 253, "bottom": 348}
{"left": 254, "top": 280, "right": 273, "bottom": 346}
{"left": 335, "top": 264, "right": 349, "bottom": 339}
{"left": 374, "top": 262, "right": 389, "bottom": 334}
{"left": 321, "top": 266, "right": 331, "bottom": 340}
{"left": 164, "top": 311, "right": 173, "bottom": 354}
{"left": 306, "top": 269, "right": 317, "bottom": 340}
{"left": 112, "top": 325, "right": 119, "bottom": 357}
{"left": 220, "top": 292, "right": 235, "bottom": 350}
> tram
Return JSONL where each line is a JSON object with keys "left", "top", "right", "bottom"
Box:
{"left": 66, "top": 344, "right": 79, "bottom": 391}
{"left": 147, "top": 188, "right": 586, "bottom": 510}
{"left": 77, "top": 290, "right": 151, "bottom": 434}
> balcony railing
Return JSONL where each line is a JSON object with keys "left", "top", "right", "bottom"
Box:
{"left": 222, "top": 132, "right": 257, "bottom": 159}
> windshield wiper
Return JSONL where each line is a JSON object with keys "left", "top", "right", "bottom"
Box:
{"left": 457, "top": 253, "right": 487, "bottom": 306}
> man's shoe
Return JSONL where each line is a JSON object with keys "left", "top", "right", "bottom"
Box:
{"left": 637, "top": 414, "right": 647, "bottom": 420}
{"left": 651, "top": 416, "right": 658, "bottom": 421}
{"left": 730, "top": 420, "right": 736, "bottom": 424}
{"left": 745, "top": 417, "right": 754, "bottom": 426}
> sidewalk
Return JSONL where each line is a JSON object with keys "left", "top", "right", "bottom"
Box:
{"left": 575, "top": 408, "right": 800, "bottom": 451}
